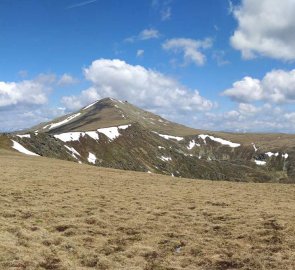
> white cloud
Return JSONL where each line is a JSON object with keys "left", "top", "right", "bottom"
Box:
{"left": 61, "top": 59, "right": 214, "bottom": 121}
{"left": 223, "top": 69, "right": 295, "bottom": 104}
{"left": 136, "top": 49, "right": 144, "bottom": 57}
{"left": 0, "top": 76, "right": 53, "bottom": 107}
{"left": 222, "top": 76, "right": 263, "bottom": 103}
{"left": 212, "top": 50, "right": 230, "bottom": 66}
{"left": 238, "top": 103, "right": 260, "bottom": 115}
{"left": 228, "top": 0, "right": 234, "bottom": 14}
{"left": 284, "top": 112, "right": 295, "bottom": 123}
{"left": 0, "top": 74, "right": 61, "bottom": 131}
{"left": 58, "top": 74, "right": 78, "bottom": 86}
{"left": 139, "top": 28, "right": 160, "bottom": 40}
{"left": 162, "top": 38, "right": 213, "bottom": 66}
{"left": 194, "top": 103, "right": 294, "bottom": 133}
{"left": 125, "top": 28, "right": 160, "bottom": 43}
{"left": 230, "top": 0, "right": 295, "bottom": 60}
{"left": 161, "top": 7, "right": 171, "bottom": 21}
{"left": 0, "top": 106, "right": 66, "bottom": 132}
{"left": 18, "top": 70, "right": 28, "bottom": 78}
{"left": 152, "top": 0, "right": 173, "bottom": 21}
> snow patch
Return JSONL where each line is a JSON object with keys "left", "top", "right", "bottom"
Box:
{"left": 282, "top": 153, "right": 289, "bottom": 159}
{"left": 97, "top": 124, "right": 130, "bottom": 141}
{"left": 87, "top": 152, "right": 97, "bottom": 164}
{"left": 158, "top": 146, "right": 165, "bottom": 149}
{"left": 16, "top": 134, "right": 31, "bottom": 138}
{"left": 11, "top": 140, "right": 39, "bottom": 156}
{"left": 64, "top": 145, "right": 81, "bottom": 160}
{"left": 265, "top": 152, "right": 279, "bottom": 157}
{"left": 54, "top": 125, "right": 130, "bottom": 143}
{"left": 54, "top": 132, "right": 85, "bottom": 142}
{"left": 252, "top": 143, "right": 258, "bottom": 152}
{"left": 44, "top": 113, "right": 81, "bottom": 130}
{"left": 83, "top": 100, "right": 98, "bottom": 110}
{"left": 198, "top": 134, "right": 240, "bottom": 148}
{"left": 187, "top": 140, "right": 200, "bottom": 150}
{"left": 155, "top": 132, "right": 184, "bottom": 141}
{"left": 160, "top": 156, "right": 172, "bottom": 162}
{"left": 255, "top": 160, "right": 266, "bottom": 166}
{"left": 86, "top": 131, "right": 99, "bottom": 141}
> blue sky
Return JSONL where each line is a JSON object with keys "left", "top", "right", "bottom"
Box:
{"left": 1, "top": 0, "right": 295, "bottom": 132}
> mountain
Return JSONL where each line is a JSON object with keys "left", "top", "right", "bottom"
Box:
{"left": 3, "top": 97, "right": 295, "bottom": 182}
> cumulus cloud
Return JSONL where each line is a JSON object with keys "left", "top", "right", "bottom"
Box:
{"left": 223, "top": 69, "right": 295, "bottom": 104}
{"left": 61, "top": 59, "right": 214, "bottom": 121}
{"left": 222, "top": 76, "right": 263, "bottom": 103}
{"left": 238, "top": 103, "right": 261, "bottom": 115}
{"left": 0, "top": 76, "right": 54, "bottom": 107}
{"left": 0, "top": 105, "right": 66, "bottom": 132}
{"left": 162, "top": 38, "right": 213, "bottom": 66}
{"left": 230, "top": 0, "right": 295, "bottom": 60}
{"left": 0, "top": 75, "right": 67, "bottom": 131}
{"left": 194, "top": 103, "right": 293, "bottom": 133}
{"left": 58, "top": 74, "right": 78, "bottom": 86}
{"left": 284, "top": 112, "right": 295, "bottom": 123}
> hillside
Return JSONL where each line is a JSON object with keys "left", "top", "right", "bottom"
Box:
{"left": 5, "top": 97, "right": 295, "bottom": 182}
{"left": 0, "top": 151, "right": 295, "bottom": 269}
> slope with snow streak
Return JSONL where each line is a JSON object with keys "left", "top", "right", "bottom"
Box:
{"left": 16, "top": 134, "right": 31, "bottom": 139}
{"left": 199, "top": 134, "right": 240, "bottom": 148}
{"left": 54, "top": 125, "right": 130, "bottom": 143}
{"left": 54, "top": 132, "right": 84, "bottom": 142}
{"left": 154, "top": 132, "right": 184, "bottom": 141}
{"left": 64, "top": 145, "right": 81, "bottom": 160}
{"left": 11, "top": 140, "right": 39, "bottom": 156}
{"left": 82, "top": 100, "right": 99, "bottom": 110}
{"left": 43, "top": 113, "right": 81, "bottom": 130}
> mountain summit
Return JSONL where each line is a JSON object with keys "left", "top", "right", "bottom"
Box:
{"left": 4, "top": 98, "right": 295, "bottom": 182}
{"left": 33, "top": 98, "right": 198, "bottom": 136}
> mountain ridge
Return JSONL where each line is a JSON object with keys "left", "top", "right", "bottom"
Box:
{"left": 3, "top": 97, "right": 295, "bottom": 182}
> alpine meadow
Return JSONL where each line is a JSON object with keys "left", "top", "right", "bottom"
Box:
{"left": 1, "top": 0, "right": 295, "bottom": 269}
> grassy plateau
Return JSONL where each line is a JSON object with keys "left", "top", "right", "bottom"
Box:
{"left": 0, "top": 150, "right": 295, "bottom": 269}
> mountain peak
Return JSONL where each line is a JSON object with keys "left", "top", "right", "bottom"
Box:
{"left": 30, "top": 98, "right": 199, "bottom": 136}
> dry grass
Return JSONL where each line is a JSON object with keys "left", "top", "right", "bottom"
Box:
{"left": 1, "top": 152, "right": 295, "bottom": 269}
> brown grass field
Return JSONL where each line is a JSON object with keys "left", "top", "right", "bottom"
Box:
{"left": 1, "top": 150, "right": 295, "bottom": 269}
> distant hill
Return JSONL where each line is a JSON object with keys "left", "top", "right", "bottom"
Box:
{"left": 2, "top": 97, "right": 295, "bottom": 182}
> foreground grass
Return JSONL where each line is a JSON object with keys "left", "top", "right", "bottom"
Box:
{"left": 0, "top": 152, "right": 295, "bottom": 269}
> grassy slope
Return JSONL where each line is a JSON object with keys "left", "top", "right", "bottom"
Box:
{"left": 0, "top": 151, "right": 295, "bottom": 269}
